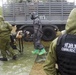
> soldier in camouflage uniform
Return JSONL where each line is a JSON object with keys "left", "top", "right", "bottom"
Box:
{"left": 0, "top": 16, "right": 17, "bottom": 61}
{"left": 31, "top": 12, "right": 46, "bottom": 55}
{"left": 44, "top": 8, "right": 76, "bottom": 75}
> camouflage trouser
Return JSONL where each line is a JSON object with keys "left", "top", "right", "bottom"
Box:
{"left": 33, "top": 31, "right": 44, "bottom": 50}
{"left": 33, "top": 36, "right": 44, "bottom": 50}
{"left": 0, "top": 37, "right": 16, "bottom": 58}
{"left": 33, "top": 26, "right": 44, "bottom": 50}
{"left": 10, "top": 34, "right": 17, "bottom": 49}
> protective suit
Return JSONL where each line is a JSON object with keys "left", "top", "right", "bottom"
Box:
{"left": 43, "top": 8, "right": 76, "bottom": 75}
{"left": 31, "top": 12, "right": 46, "bottom": 55}
{"left": 0, "top": 16, "right": 17, "bottom": 61}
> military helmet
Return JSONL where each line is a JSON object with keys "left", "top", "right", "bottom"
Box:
{"left": 31, "top": 12, "right": 39, "bottom": 20}
{"left": 0, "top": 15, "right": 4, "bottom": 21}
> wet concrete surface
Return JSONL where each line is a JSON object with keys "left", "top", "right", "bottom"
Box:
{"left": 0, "top": 42, "right": 36, "bottom": 75}
{"left": 0, "top": 41, "right": 50, "bottom": 75}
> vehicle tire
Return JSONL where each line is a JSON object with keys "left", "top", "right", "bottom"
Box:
{"left": 42, "top": 27, "right": 56, "bottom": 41}
{"left": 23, "top": 27, "right": 34, "bottom": 42}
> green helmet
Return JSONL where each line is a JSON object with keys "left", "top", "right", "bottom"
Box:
{"left": 0, "top": 15, "right": 4, "bottom": 21}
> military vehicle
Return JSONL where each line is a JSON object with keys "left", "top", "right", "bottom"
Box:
{"left": 2, "top": 0, "right": 76, "bottom": 41}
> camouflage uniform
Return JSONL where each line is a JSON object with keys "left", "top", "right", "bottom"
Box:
{"left": 33, "top": 17, "right": 44, "bottom": 50}
{"left": 31, "top": 12, "right": 46, "bottom": 55}
{"left": 43, "top": 8, "right": 76, "bottom": 75}
{"left": 0, "top": 16, "right": 17, "bottom": 61}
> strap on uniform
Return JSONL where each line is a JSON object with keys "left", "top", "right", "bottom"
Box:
{"left": 56, "top": 34, "right": 67, "bottom": 75}
{"left": 56, "top": 34, "right": 67, "bottom": 63}
{"left": 18, "top": 37, "right": 23, "bottom": 53}
{"left": 57, "top": 34, "right": 67, "bottom": 46}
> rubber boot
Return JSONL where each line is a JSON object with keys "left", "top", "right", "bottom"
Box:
{"left": 32, "top": 49, "right": 39, "bottom": 54}
{"left": 0, "top": 58, "right": 8, "bottom": 61}
{"left": 39, "top": 48, "right": 46, "bottom": 55}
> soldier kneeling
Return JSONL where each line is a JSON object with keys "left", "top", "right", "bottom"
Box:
{"left": 10, "top": 25, "right": 30, "bottom": 52}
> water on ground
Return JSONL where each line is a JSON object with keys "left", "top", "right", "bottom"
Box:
{"left": 0, "top": 41, "right": 50, "bottom": 75}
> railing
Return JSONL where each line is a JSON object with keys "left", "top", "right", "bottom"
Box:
{"left": 2, "top": 2, "right": 75, "bottom": 24}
